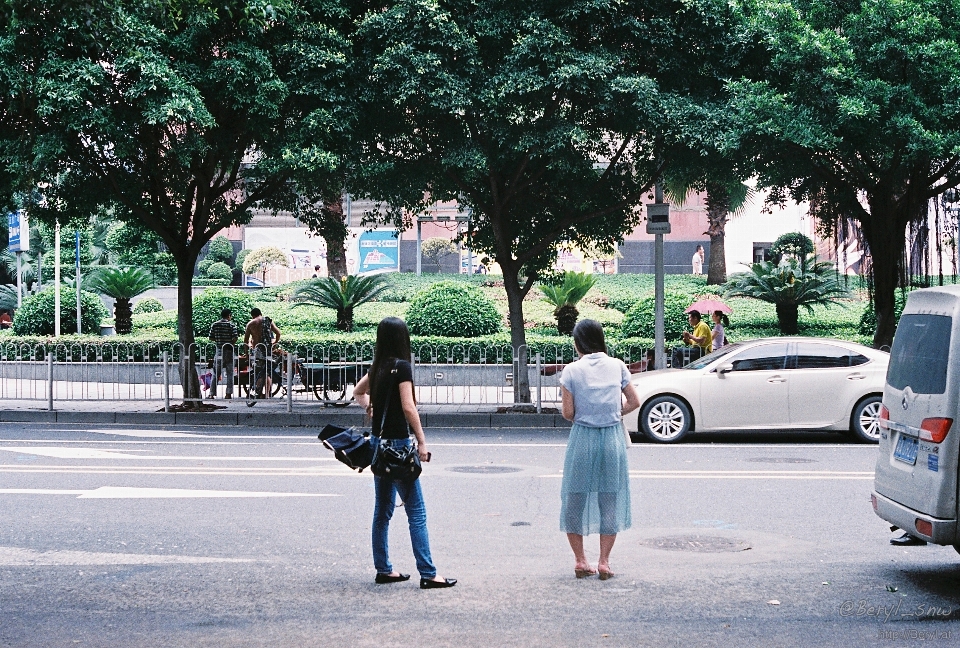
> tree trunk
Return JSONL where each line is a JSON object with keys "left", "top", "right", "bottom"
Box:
{"left": 704, "top": 183, "right": 730, "bottom": 285}
{"left": 555, "top": 305, "right": 578, "bottom": 336}
{"left": 336, "top": 306, "right": 353, "bottom": 332}
{"left": 502, "top": 266, "right": 531, "bottom": 403}
{"left": 114, "top": 297, "right": 132, "bottom": 335}
{"left": 176, "top": 254, "right": 201, "bottom": 404}
{"left": 775, "top": 303, "right": 799, "bottom": 334}
{"left": 862, "top": 197, "right": 912, "bottom": 349}
{"left": 322, "top": 199, "right": 348, "bottom": 279}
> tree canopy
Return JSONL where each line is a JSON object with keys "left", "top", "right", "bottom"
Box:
{"left": 731, "top": 0, "right": 960, "bottom": 347}
{"left": 354, "top": 0, "right": 741, "bottom": 400}
{"left": 0, "top": 0, "right": 351, "bottom": 398}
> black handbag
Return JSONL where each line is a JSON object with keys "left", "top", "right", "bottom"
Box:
{"left": 319, "top": 424, "right": 373, "bottom": 472}
{"left": 369, "top": 361, "right": 422, "bottom": 482}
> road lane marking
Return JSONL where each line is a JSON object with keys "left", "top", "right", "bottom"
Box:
{"left": 0, "top": 489, "right": 86, "bottom": 495}
{"left": 0, "top": 487, "right": 340, "bottom": 498}
{"left": 540, "top": 470, "right": 874, "bottom": 479}
{"left": 0, "top": 546, "right": 253, "bottom": 566}
{"left": 0, "top": 466, "right": 362, "bottom": 476}
{"left": 0, "top": 447, "right": 149, "bottom": 459}
{"left": 0, "top": 447, "right": 334, "bottom": 461}
{"left": 81, "top": 429, "right": 204, "bottom": 438}
{"left": 77, "top": 487, "right": 339, "bottom": 498}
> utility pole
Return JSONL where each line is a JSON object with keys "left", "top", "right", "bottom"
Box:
{"left": 647, "top": 183, "right": 671, "bottom": 369}
{"left": 54, "top": 220, "right": 61, "bottom": 337}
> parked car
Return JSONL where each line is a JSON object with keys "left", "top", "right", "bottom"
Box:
{"left": 872, "top": 285, "right": 960, "bottom": 553}
{"left": 624, "top": 337, "right": 889, "bottom": 443}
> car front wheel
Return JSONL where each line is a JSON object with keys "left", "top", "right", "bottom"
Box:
{"left": 640, "top": 396, "right": 692, "bottom": 444}
{"left": 850, "top": 396, "right": 882, "bottom": 443}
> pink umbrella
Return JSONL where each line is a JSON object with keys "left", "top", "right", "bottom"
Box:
{"left": 685, "top": 298, "right": 732, "bottom": 315}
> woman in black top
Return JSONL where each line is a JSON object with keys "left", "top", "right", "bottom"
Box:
{"left": 353, "top": 317, "right": 457, "bottom": 589}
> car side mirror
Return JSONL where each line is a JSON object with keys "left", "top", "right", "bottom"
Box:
{"left": 717, "top": 363, "right": 734, "bottom": 377}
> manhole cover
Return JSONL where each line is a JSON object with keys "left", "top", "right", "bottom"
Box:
{"left": 641, "top": 535, "right": 752, "bottom": 553}
{"left": 448, "top": 465, "right": 523, "bottom": 474}
{"left": 510, "top": 521, "right": 531, "bottom": 527}
{"left": 745, "top": 457, "right": 817, "bottom": 464}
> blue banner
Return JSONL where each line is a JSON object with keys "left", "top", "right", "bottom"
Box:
{"left": 357, "top": 230, "right": 399, "bottom": 275}
{"left": 7, "top": 211, "right": 28, "bottom": 252}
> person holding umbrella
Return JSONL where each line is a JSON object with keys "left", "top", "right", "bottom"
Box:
{"left": 686, "top": 299, "right": 732, "bottom": 351}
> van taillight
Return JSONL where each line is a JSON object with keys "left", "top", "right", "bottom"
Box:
{"left": 919, "top": 418, "right": 953, "bottom": 443}
{"left": 915, "top": 519, "right": 933, "bottom": 537}
{"left": 879, "top": 405, "right": 890, "bottom": 429}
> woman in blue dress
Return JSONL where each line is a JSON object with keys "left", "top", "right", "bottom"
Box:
{"left": 559, "top": 319, "right": 641, "bottom": 580}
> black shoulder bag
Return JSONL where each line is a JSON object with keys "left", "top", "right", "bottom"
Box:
{"left": 370, "top": 361, "right": 422, "bottom": 482}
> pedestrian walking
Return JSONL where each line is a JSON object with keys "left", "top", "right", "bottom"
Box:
{"left": 243, "top": 307, "right": 281, "bottom": 405}
{"left": 559, "top": 319, "right": 641, "bottom": 580}
{"left": 692, "top": 244, "right": 704, "bottom": 275}
{"left": 353, "top": 317, "right": 457, "bottom": 589}
{"left": 208, "top": 308, "right": 238, "bottom": 399}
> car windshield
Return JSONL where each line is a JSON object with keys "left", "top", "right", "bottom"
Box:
{"left": 683, "top": 342, "right": 744, "bottom": 370}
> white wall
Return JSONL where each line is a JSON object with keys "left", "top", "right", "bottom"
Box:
{"left": 724, "top": 187, "right": 812, "bottom": 273}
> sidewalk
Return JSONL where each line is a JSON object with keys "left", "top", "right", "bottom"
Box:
{"left": 0, "top": 397, "right": 570, "bottom": 429}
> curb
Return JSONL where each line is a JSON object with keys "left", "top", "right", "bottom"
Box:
{"left": 0, "top": 409, "right": 572, "bottom": 429}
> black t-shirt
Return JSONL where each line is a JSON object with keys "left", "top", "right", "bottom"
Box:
{"left": 373, "top": 359, "right": 414, "bottom": 439}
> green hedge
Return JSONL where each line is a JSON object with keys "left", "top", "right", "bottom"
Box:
{"left": 192, "top": 288, "right": 254, "bottom": 338}
{"left": 406, "top": 281, "right": 501, "bottom": 337}
{"left": 12, "top": 288, "right": 109, "bottom": 336}
{"left": 621, "top": 290, "right": 691, "bottom": 340}
{"left": 592, "top": 274, "right": 708, "bottom": 312}
{"left": 132, "top": 297, "right": 164, "bottom": 314}
{"left": 205, "top": 262, "right": 234, "bottom": 282}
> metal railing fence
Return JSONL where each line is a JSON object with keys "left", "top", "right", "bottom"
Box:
{"left": 0, "top": 340, "right": 705, "bottom": 410}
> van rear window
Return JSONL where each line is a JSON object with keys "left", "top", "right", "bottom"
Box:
{"left": 887, "top": 314, "right": 952, "bottom": 394}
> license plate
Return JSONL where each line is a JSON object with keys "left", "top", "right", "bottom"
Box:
{"left": 894, "top": 435, "right": 919, "bottom": 466}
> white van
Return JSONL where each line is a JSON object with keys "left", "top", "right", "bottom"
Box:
{"left": 872, "top": 285, "right": 960, "bottom": 553}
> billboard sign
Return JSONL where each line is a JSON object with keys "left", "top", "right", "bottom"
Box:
{"left": 356, "top": 230, "right": 399, "bottom": 275}
{"left": 7, "top": 211, "right": 28, "bottom": 252}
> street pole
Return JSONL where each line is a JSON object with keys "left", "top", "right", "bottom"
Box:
{"left": 75, "top": 230, "right": 81, "bottom": 334}
{"left": 15, "top": 251, "right": 21, "bottom": 308}
{"left": 416, "top": 219, "right": 422, "bottom": 276}
{"left": 653, "top": 183, "right": 668, "bottom": 369}
{"left": 654, "top": 211, "right": 665, "bottom": 367}
{"left": 54, "top": 220, "right": 61, "bottom": 337}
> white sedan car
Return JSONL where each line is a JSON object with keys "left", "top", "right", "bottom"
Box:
{"left": 624, "top": 337, "right": 889, "bottom": 443}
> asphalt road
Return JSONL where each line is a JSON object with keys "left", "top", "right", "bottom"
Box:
{"left": 0, "top": 423, "right": 958, "bottom": 648}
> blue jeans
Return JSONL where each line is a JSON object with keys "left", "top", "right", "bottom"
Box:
{"left": 372, "top": 438, "right": 436, "bottom": 578}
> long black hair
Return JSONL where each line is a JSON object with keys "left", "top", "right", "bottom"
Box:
{"left": 572, "top": 319, "right": 607, "bottom": 355}
{"left": 369, "top": 316, "right": 413, "bottom": 405}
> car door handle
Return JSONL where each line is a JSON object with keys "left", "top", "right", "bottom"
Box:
{"left": 767, "top": 376, "right": 785, "bottom": 383}
{"left": 847, "top": 373, "right": 865, "bottom": 380}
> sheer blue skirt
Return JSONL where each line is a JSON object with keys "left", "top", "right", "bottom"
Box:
{"left": 560, "top": 422, "right": 632, "bottom": 536}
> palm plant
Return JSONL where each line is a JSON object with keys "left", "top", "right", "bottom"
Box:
{"left": 87, "top": 267, "right": 155, "bottom": 334}
{"left": 539, "top": 271, "right": 597, "bottom": 335}
{"left": 0, "top": 284, "right": 18, "bottom": 313}
{"left": 724, "top": 255, "right": 851, "bottom": 334}
{"left": 292, "top": 274, "right": 389, "bottom": 332}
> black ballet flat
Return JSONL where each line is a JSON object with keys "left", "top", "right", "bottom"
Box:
{"left": 375, "top": 572, "right": 411, "bottom": 584}
{"left": 420, "top": 577, "right": 457, "bottom": 589}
